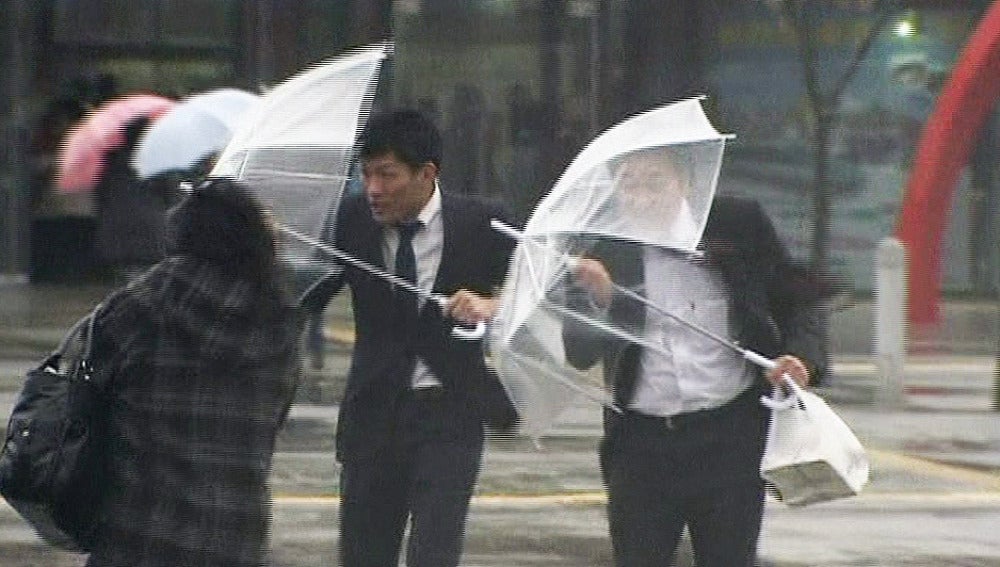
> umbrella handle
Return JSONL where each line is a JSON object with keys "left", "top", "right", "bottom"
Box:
{"left": 430, "top": 295, "right": 487, "bottom": 340}
{"left": 451, "top": 321, "right": 486, "bottom": 341}
{"left": 760, "top": 374, "right": 803, "bottom": 411}
{"left": 743, "top": 350, "right": 802, "bottom": 410}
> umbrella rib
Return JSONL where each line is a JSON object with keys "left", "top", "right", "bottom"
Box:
{"left": 500, "top": 350, "right": 619, "bottom": 411}
{"left": 541, "top": 299, "right": 672, "bottom": 359}
{"left": 242, "top": 170, "right": 348, "bottom": 182}
{"left": 611, "top": 284, "right": 749, "bottom": 356}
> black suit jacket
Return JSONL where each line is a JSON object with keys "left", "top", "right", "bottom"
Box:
{"left": 319, "top": 190, "right": 517, "bottom": 461}
{"left": 564, "top": 195, "right": 830, "bottom": 410}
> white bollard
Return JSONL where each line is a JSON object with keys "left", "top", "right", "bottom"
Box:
{"left": 875, "top": 237, "right": 906, "bottom": 407}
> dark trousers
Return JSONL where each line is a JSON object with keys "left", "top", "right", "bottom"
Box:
{"left": 599, "top": 388, "right": 769, "bottom": 567}
{"left": 339, "top": 391, "right": 484, "bottom": 567}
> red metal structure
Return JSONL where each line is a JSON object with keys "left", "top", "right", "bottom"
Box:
{"left": 897, "top": 1, "right": 1000, "bottom": 324}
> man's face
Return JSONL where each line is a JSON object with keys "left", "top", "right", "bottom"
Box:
{"left": 612, "top": 151, "right": 689, "bottom": 221}
{"left": 361, "top": 151, "right": 436, "bottom": 225}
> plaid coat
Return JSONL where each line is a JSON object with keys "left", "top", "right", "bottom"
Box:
{"left": 85, "top": 257, "right": 300, "bottom": 567}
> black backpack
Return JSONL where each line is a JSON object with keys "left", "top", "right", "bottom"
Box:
{"left": 0, "top": 304, "right": 109, "bottom": 551}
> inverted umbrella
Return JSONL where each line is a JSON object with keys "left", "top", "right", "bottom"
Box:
{"left": 211, "top": 43, "right": 387, "bottom": 276}
{"left": 133, "top": 88, "right": 260, "bottom": 179}
{"left": 209, "top": 43, "right": 448, "bottom": 308}
{"left": 56, "top": 94, "right": 176, "bottom": 193}
{"left": 488, "top": 98, "right": 737, "bottom": 438}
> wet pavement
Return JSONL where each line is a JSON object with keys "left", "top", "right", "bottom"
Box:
{"left": 3, "top": 281, "right": 1000, "bottom": 565}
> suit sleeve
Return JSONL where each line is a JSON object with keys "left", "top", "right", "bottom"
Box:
{"left": 751, "top": 201, "right": 833, "bottom": 383}
{"left": 483, "top": 200, "right": 518, "bottom": 292}
{"left": 562, "top": 295, "right": 613, "bottom": 371}
{"left": 561, "top": 240, "right": 629, "bottom": 372}
{"left": 295, "top": 195, "right": 357, "bottom": 310}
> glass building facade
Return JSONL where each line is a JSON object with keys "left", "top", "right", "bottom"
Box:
{"left": 1, "top": 0, "right": 997, "bottom": 294}
{"left": 389, "top": 0, "right": 996, "bottom": 294}
{"left": 0, "top": 0, "right": 369, "bottom": 280}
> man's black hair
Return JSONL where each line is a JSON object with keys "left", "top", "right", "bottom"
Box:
{"left": 358, "top": 109, "right": 442, "bottom": 170}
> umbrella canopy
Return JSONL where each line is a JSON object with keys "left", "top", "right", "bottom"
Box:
{"left": 524, "top": 98, "right": 727, "bottom": 249}
{"left": 488, "top": 98, "right": 733, "bottom": 438}
{"left": 56, "top": 94, "right": 176, "bottom": 193}
{"left": 132, "top": 88, "right": 260, "bottom": 179}
{"left": 211, "top": 43, "right": 391, "bottom": 299}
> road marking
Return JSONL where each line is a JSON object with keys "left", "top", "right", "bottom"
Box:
{"left": 324, "top": 327, "right": 355, "bottom": 344}
{"left": 833, "top": 360, "right": 995, "bottom": 374}
{"left": 272, "top": 448, "right": 1000, "bottom": 506}
{"left": 271, "top": 491, "right": 1000, "bottom": 508}
{"left": 870, "top": 448, "right": 1000, "bottom": 490}
{"left": 273, "top": 493, "right": 608, "bottom": 506}
{"left": 4, "top": 491, "right": 996, "bottom": 512}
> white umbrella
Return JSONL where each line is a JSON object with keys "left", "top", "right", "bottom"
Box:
{"left": 132, "top": 88, "right": 260, "bottom": 178}
{"left": 488, "top": 97, "right": 738, "bottom": 438}
{"left": 210, "top": 45, "right": 386, "bottom": 253}
{"left": 209, "top": 43, "right": 436, "bottom": 307}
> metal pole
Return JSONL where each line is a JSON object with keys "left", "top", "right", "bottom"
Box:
{"left": 875, "top": 237, "right": 907, "bottom": 408}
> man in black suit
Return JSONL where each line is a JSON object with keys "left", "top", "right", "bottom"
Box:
{"left": 565, "top": 150, "right": 831, "bottom": 566}
{"left": 311, "top": 110, "right": 517, "bottom": 567}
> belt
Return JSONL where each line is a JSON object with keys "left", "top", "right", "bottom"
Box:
{"left": 410, "top": 385, "right": 446, "bottom": 401}
{"left": 622, "top": 387, "right": 759, "bottom": 431}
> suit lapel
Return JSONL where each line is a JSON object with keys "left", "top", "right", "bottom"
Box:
{"left": 432, "top": 193, "right": 461, "bottom": 293}
{"left": 340, "top": 196, "right": 390, "bottom": 292}
{"left": 360, "top": 205, "right": 388, "bottom": 270}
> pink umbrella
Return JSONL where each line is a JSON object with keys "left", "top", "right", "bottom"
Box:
{"left": 56, "top": 94, "right": 176, "bottom": 193}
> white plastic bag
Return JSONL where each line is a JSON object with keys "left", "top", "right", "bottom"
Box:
{"left": 759, "top": 377, "right": 870, "bottom": 506}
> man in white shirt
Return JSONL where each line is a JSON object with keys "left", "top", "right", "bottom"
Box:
{"left": 566, "top": 192, "right": 829, "bottom": 566}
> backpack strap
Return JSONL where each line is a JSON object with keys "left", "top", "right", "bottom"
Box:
{"left": 77, "top": 303, "right": 107, "bottom": 389}
{"left": 53, "top": 312, "right": 92, "bottom": 360}
{"left": 48, "top": 303, "right": 105, "bottom": 388}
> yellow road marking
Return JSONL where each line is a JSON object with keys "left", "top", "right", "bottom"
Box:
{"left": 273, "top": 491, "right": 1000, "bottom": 506}
{"left": 273, "top": 492, "right": 607, "bottom": 505}
{"left": 273, "top": 448, "right": 1000, "bottom": 505}
{"left": 869, "top": 447, "right": 1000, "bottom": 490}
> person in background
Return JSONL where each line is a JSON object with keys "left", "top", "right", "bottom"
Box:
{"left": 85, "top": 178, "right": 301, "bottom": 567}
{"left": 93, "top": 117, "right": 171, "bottom": 283}
{"left": 303, "top": 109, "right": 517, "bottom": 567}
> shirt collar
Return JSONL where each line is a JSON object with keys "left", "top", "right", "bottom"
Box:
{"left": 414, "top": 181, "right": 442, "bottom": 226}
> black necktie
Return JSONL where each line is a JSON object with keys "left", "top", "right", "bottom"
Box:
{"left": 394, "top": 221, "right": 422, "bottom": 322}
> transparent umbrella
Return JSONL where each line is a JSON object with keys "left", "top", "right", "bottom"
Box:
{"left": 487, "top": 98, "right": 744, "bottom": 438}
{"left": 210, "top": 43, "right": 397, "bottom": 300}
{"left": 209, "top": 43, "right": 488, "bottom": 341}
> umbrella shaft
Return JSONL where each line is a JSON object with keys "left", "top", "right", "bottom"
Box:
{"left": 279, "top": 225, "right": 445, "bottom": 306}
{"left": 615, "top": 285, "right": 732, "bottom": 349}
{"left": 491, "top": 219, "right": 772, "bottom": 369}
{"left": 621, "top": 286, "right": 780, "bottom": 371}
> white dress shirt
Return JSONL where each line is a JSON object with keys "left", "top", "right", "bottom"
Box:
{"left": 383, "top": 184, "right": 444, "bottom": 388}
{"left": 628, "top": 247, "right": 755, "bottom": 417}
